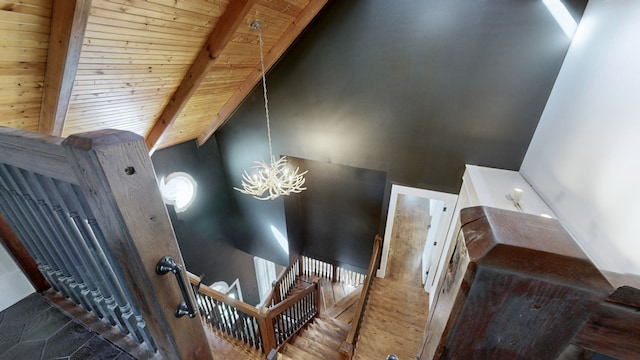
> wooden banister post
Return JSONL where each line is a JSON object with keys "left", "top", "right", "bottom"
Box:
{"left": 272, "top": 282, "right": 281, "bottom": 304}
{"left": 313, "top": 278, "right": 320, "bottom": 311}
{"left": 62, "top": 130, "right": 212, "bottom": 360}
{"left": 259, "top": 307, "right": 276, "bottom": 353}
{"left": 299, "top": 256, "right": 304, "bottom": 277}
{"left": 332, "top": 264, "right": 338, "bottom": 283}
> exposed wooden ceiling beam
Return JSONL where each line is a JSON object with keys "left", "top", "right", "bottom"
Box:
{"left": 197, "top": 0, "right": 328, "bottom": 146}
{"left": 145, "top": 0, "right": 255, "bottom": 154}
{"left": 39, "top": 0, "right": 92, "bottom": 137}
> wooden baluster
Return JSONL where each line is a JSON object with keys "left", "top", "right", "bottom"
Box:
{"left": 235, "top": 308, "right": 245, "bottom": 343}
{"left": 279, "top": 313, "right": 286, "bottom": 344}
{"left": 237, "top": 312, "right": 247, "bottom": 345}
{"left": 210, "top": 299, "right": 221, "bottom": 331}
{"left": 225, "top": 304, "right": 235, "bottom": 337}
{"left": 216, "top": 300, "right": 226, "bottom": 332}
{"left": 332, "top": 264, "right": 336, "bottom": 282}
{"left": 251, "top": 315, "right": 259, "bottom": 349}
{"left": 247, "top": 315, "right": 256, "bottom": 349}
{"left": 240, "top": 313, "right": 250, "bottom": 346}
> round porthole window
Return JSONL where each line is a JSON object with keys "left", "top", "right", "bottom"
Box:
{"left": 159, "top": 172, "right": 197, "bottom": 213}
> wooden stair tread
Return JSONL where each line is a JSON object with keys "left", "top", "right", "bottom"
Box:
{"left": 282, "top": 342, "right": 325, "bottom": 360}
{"left": 276, "top": 353, "right": 296, "bottom": 360}
{"left": 304, "top": 325, "right": 344, "bottom": 348}
{"left": 324, "top": 285, "right": 362, "bottom": 318}
{"left": 277, "top": 314, "right": 348, "bottom": 360}
{"left": 292, "top": 333, "right": 337, "bottom": 355}
{"left": 318, "top": 314, "right": 350, "bottom": 334}
{"left": 306, "top": 324, "right": 346, "bottom": 347}
{"left": 312, "top": 319, "right": 349, "bottom": 341}
{"left": 276, "top": 352, "right": 296, "bottom": 360}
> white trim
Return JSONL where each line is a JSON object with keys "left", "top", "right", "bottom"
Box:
{"left": 377, "top": 184, "right": 458, "bottom": 279}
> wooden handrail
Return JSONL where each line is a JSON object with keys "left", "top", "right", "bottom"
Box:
{"left": 262, "top": 257, "right": 300, "bottom": 307}
{"left": 188, "top": 271, "right": 319, "bottom": 354}
{"left": 266, "top": 278, "right": 317, "bottom": 317}
{"left": 187, "top": 272, "right": 261, "bottom": 317}
{"left": 260, "top": 267, "right": 287, "bottom": 307}
{"left": 338, "top": 235, "right": 383, "bottom": 360}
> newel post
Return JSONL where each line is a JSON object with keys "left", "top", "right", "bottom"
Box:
{"left": 62, "top": 130, "right": 213, "bottom": 360}
{"left": 259, "top": 307, "right": 277, "bottom": 353}
{"left": 313, "top": 278, "right": 320, "bottom": 311}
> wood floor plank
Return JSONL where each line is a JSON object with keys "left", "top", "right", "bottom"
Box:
{"left": 352, "top": 195, "right": 431, "bottom": 360}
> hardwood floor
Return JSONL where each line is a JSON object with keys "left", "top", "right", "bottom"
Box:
{"left": 385, "top": 194, "right": 431, "bottom": 285}
{"left": 353, "top": 194, "right": 431, "bottom": 360}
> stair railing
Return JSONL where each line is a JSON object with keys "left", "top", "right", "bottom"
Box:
{"left": 188, "top": 272, "right": 319, "bottom": 354}
{"left": 300, "top": 255, "right": 366, "bottom": 287}
{"left": 262, "top": 257, "right": 301, "bottom": 307}
{"left": 264, "top": 277, "right": 319, "bottom": 348}
{"left": 338, "top": 235, "right": 383, "bottom": 360}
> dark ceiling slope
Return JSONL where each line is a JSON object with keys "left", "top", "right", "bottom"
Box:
{"left": 156, "top": 0, "right": 588, "bottom": 269}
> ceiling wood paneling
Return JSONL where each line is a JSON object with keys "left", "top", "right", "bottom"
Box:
{"left": 0, "top": 0, "right": 327, "bottom": 151}
{"left": 145, "top": 0, "right": 255, "bottom": 153}
{"left": 0, "top": 0, "right": 51, "bottom": 132}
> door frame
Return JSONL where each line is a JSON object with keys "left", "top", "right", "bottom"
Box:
{"left": 377, "top": 184, "right": 458, "bottom": 279}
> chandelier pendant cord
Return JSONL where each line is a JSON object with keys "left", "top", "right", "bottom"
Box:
{"left": 256, "top": 22, "right": 274, "bottom": 163}
{"left": 234, "top": 20, "right": 307, "bottom": 200}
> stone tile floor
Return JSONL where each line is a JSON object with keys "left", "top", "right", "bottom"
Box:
{"left": 0, "top": 293, "right": 134, "bottom": 360}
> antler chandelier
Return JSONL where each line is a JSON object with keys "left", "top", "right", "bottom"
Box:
{"left": 233, "top": 20, "right": 307, "bottom": 200}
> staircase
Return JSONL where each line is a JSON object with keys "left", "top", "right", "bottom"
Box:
{"left": 353, "top": 277, "right": 429, "bottom": 360}
{"left": 273, "top": 276, "right": 361, "bottom": 359}
{"left": 278, "top": 314, "right": 350, "bottom": 360}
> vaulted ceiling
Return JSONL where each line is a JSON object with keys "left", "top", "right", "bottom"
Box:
{"left": 0, "top": 0, "right": 326, "bottom": 152}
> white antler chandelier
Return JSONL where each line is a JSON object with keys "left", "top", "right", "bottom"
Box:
{"left": 233, "top": 20, "right": 307, "bottom": 200}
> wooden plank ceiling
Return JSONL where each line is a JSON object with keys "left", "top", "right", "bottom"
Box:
{"left": 0, "top": 0, "right": 327, "bottom": 152}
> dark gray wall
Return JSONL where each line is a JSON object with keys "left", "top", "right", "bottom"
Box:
{"left": 151, "top": 139, "right": 261, "bottom": 305}
{"left": 213, "top": 0, "right": 587, "bottom": 270}
{"left": 284, "top": 158, "right": 386, "bottom": 273}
